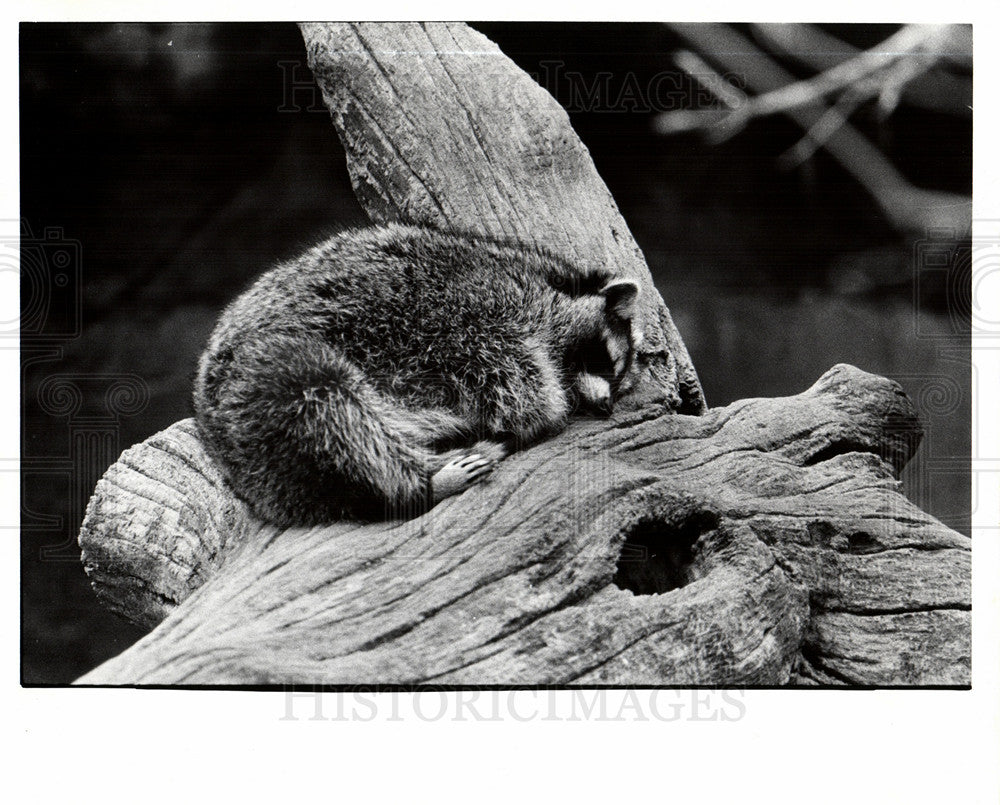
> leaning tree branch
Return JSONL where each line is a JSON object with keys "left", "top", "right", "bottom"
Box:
{"left": 76, "top": 23, "right": 969, "bottom": 686}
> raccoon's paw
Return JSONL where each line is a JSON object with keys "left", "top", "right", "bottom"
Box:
{"left": 468, "top": 439, "right": 511, "bottom": 463}
{"left": 431, "top": 453, "right": 497, "bottom": 503}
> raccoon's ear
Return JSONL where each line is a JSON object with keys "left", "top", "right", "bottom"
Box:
{"left": 600, "top": 279, "right": 640, "bottom": 320}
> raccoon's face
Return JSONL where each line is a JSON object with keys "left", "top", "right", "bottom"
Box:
{"left": 566, "top": 278, "right": 643, "bottom": 415}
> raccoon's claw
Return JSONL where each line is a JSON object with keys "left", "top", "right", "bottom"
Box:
{"left": 431, "top": 453, "right": 497, "bottom": 502}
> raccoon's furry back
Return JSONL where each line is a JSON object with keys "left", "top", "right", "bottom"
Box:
{"left": 194, "top": 224, "right": 618, "bottom": 525}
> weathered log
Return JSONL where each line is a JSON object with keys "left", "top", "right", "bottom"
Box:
{"left": 78, "top": 365, "right": 968, "bottom": 685}
{"left": 77, "top": 23, "right": 969, "bottom": 686}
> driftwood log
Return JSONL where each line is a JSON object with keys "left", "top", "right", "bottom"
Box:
{"left": 76, "top": 23, "right": 969, "bottom": 686}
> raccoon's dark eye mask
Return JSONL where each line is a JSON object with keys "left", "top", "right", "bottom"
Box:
{"left": 567, "top": 337, "right": 616, "bottom": 384}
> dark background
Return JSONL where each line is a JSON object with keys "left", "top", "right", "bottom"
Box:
{"left": 20, "top": 22, "right": 972, "bottom": 683}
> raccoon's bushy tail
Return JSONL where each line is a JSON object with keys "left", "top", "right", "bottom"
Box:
{"left": 194, "top": 333, "right": 471, "bottom": 526}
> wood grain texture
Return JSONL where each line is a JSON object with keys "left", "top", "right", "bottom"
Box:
{"left": 76, "top": 23, "right": 969, "bottom": 686}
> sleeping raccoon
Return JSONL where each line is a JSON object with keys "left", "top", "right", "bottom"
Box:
{"left": 194, "top": 224, "right": 643, "bottom": 526}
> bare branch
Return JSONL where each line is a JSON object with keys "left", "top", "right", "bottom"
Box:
{"left": 734, "top": 25, "right": 948, "bottom": 124}
{"left": 658, "top": 25, "right": 952, "bottom": 139}
{"left": 659, "top": 23, "right": 970, "bottom": 235}
{"left": 751, "top": 23, "right": 971, "bottom": 117}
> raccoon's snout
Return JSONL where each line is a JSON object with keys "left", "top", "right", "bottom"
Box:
{"left": 592, "top": 395, "right": 614, "bottom": 416}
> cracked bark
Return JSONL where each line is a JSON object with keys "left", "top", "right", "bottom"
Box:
{"left": 76, "top": 22, "right": 968, "bottom": 686}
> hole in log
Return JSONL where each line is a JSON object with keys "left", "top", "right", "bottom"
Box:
{"left": 847, "top": 531, "right": 879, "bottom": 554}
{"left": 612, "top": 511, "right": 717, "bottom": 595}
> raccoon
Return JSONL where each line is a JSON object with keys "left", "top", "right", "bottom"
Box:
{"left": 193, "top": 224, "right": 642, "bottom": 526}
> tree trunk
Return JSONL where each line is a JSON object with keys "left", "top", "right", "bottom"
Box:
{"left": 76, "top": 23, "right": 969, "bottom": 686}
